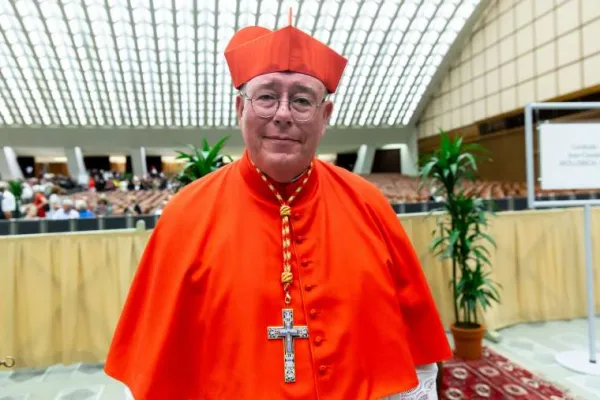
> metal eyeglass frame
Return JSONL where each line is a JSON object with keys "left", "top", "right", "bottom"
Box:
{"left": 239, "top": 91, "right": 327, "bottom": 122}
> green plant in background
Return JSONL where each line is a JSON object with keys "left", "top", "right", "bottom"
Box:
{"left": 8, "top": 180, "right": 22, "bottom": 200}
{"left": 175, "top": 136, "right": 233, "bottom": 191}
{"left": 419, "top": 130, "right": 501, "bottom": 329}
{"left": 7, "top": 180, "right": 23, "bottom": 218}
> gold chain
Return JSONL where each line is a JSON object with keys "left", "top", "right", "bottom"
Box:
{"left": 251, "top": 161, "right": 313, "bottom": 305}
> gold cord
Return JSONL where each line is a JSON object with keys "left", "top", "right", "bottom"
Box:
{"left": 252, "top": 162, "right": 313, "bottom": 305}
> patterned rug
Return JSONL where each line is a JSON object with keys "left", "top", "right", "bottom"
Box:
{"left": 441, "top": 347, "right": 576, "bottom": 399}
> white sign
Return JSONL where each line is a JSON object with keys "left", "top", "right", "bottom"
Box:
{"left": 539, "top": 123, "right": 600, "bottom": 190}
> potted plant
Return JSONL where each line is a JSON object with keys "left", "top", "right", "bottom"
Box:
{"left": 419, "top": 130, "right": 501, "bottom": 360}
{"left": 8, "top": 180, "right": 23, "bottom": 218}
{"left": 174, "top": 136, "right": 232, "bottom": 191}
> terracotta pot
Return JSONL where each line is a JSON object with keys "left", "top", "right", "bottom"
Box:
{"left": 450, "top": 323, "right": 486, "bottom": 360}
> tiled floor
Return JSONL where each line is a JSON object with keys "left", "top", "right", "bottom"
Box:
{"left": 2, "top": 318, "right": 600, "bottom": 399}
{"left": 483, "top": 317, "right": 600, "bottom": 400}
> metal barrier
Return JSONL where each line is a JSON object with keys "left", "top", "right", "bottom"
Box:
{"left": 1, "top": 194, "right": 598, "bottom": 236}
{"left": 391, "top": 194, "right": 597, "bottom": 215}
{"left": 0, "top": 215, "right": 160, "bottom": 236}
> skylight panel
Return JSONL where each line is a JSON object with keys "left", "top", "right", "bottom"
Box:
{"left": 0, "top": 0, "right": 478, "bottom": 128}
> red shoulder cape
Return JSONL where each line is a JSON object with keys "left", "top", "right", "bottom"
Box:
{"left": 104, "top": 152, "right": 452, "bottom": 399}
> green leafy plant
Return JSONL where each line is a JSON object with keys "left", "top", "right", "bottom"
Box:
{"left": 420, "top": 130, "right": 501, "bottom": 329}
{"left": 8, "top": 180, "right": 22, "bottom": 199}
{"left": 7, "top": 180, "right": 23, "bottom": 218}
{"left": 175, "top": 136, "right": 232, "bottom": 191}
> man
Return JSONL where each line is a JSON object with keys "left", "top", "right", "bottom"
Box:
{"left": 95, "top": 193, "right": 112, "bottom": 217}
{"left": 75, "top": 199, "right": 95, "bottom": 218}
{"left": 51, "top": 198, "right": 79, "bottom": 220}
{"left": 105, "top": 20, "right": 451, "bottom": 400}
{"left": 32, "top": 185, "right": 48, "bottom": 218}
{"left": 0, "top": 181, "right": 16, "bottom": 219}
{"left": 47, "top": 195, "right": 62, "bottom": 219}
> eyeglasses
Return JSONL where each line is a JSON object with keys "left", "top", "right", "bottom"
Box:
{"left": 241, "top": 92, "right": 325, "bottom": 122}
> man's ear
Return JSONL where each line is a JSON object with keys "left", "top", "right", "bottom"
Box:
{"left": 320, "top": 100, "right": 334, "bottom": 137}
{"left": 235, "top": 94, "right": 245, "bottom": 123}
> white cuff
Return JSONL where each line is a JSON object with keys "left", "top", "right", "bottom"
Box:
{"left": 380, "top": 363, "right": 439, "bottom": 400}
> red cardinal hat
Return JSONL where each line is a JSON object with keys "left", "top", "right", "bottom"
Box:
{"left": 224, "top": 19, "right": 347, "bottom": 93}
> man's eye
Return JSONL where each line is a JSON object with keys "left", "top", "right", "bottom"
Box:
{"left": 292, "top": 97, "right": 312, "bottom": 106}
{"left": 256, "top": 94, "right": 276, "bottom": 101}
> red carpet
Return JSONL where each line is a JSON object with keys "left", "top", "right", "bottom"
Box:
{"left": 441, "top": 347, "right": 575, "bottom": 399}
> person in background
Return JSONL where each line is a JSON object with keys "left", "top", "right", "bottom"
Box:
{"left": 0, "top": 181, "right": 16, "bottom": 219}
{"left": 75, "top": 199, "right": 95, "bottom": 218}
{"left": 23, "top": 204, "right": 38, "bottom": 219}
{"left": 47, "top": 196, "right": 61, "bottom": 219}
{"left": 96, "top": 171, "right": 106, "bottom": 192}
{"left": 51, "top": 198, "right": 79, "bottom": 220}
{"left": 88, "top": 175, "right": 96, "bottom": 192}
{"left": 32, "top": 185, "right": 48, "bottom": 218}
{"left": 120, "top": 179, "right": 129, "bottom": 192}
{"left": 125, "top": 195, "right": 142, "bottom": 215}
{"left": 95, "top": 194, "right": 112, "bottom": 217}
{"left": 129, "top": 176, "right": 142, "bottom": 191}
{"left": 153, "top": 199, "right": 168, "bottom": 216}
{"left": 21, "top": 182, "right": 33, "bottom": 204}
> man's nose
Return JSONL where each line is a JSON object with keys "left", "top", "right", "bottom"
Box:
{"left": 273, "top": 100, "right": 293, "bottom": 125}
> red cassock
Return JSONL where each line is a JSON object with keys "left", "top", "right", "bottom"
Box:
{"left": 104, "top": 151, "right": 453, "bottom": 399}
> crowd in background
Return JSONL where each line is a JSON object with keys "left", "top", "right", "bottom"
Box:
{"left": 0, "top": 170, "right": 176, "bottom": 221}
{"left": 86, "top": 167, "right": 175, "bottom": 192}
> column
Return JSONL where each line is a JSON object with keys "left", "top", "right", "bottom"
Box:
{"left": 400, "top": 133, "right": 419, "bottom": 177}
{"left": 65, "top": 147, "right": 89, "bottom": 185}
{"left": 352, "top": 144, "right": 376, "bottom": 175}
{"left": 0, "top": 147, "right": 24, "bottom": 181}
{"left": 130, "top": 147, "right": 148, "bottom": 178}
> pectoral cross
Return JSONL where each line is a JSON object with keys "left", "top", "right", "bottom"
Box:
{"left": 267, "top": 309, "right": 309, "bottom": 383}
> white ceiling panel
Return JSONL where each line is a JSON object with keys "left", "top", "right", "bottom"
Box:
{"left": 0, "top": 0, "right": 480, "bottom": 129}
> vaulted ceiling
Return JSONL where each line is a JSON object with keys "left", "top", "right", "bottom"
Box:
{"left": 0, "top": 0, "right": 482, "bottom": 132}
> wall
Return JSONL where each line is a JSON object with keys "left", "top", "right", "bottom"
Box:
{"left": 162, "top": 161, "right": 183, "bottom": 175}
{"left": 0, "top": 126, "right": 416, "bottom": 157}
{"left": 110, "top": 162, "right": 126, "bottom": 174}
{"left": 418, "top": 0, "right": 600, "bottom": 138}
{"left": 419, "top": 108, "right": 600, "bottom": 183}
{"left": 35, "top": 162, "right": 68, "bottom": 177}
{"left": 473, "top": 129, "right": 527, "bottom": 182}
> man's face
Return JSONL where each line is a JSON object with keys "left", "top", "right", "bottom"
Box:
{"left": 236, "top": 72, "right": 333, "bottom": 182}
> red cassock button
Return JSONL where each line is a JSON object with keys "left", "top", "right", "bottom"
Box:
{"left": 301, "top": 259, "right": 310, "bottom": 267}
{"left": 293, "top": 213, "right": 301, "bottom": 221}
{"left": 304, "top": 284, "right": 314, "bottom": 291}
{"left": 314, "top": 336, "right": 323, "bottom": 345}
{"left": 309, "top": 309, "right": 317, "bottom": 318}
{"left": 296, "top": 236, "right": 305, "bottom": 244}
{"left": 318, "top": 365, "right": 327, "bottom": 374}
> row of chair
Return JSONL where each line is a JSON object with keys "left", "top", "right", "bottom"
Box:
{"left": 62, "top": 174, "right": 599, "bottom": 216}
{"left": 363, "top": 174, "right": 599, "bottom": 203}
{"left": 70, "top": 190, "right": 170, "bottom": 215}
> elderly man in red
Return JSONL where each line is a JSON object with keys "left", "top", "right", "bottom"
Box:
{"left": 105, "top": 16, "right": 451, "bottom": 400}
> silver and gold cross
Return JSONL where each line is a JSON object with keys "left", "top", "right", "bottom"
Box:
{"left": 267, "top": 309, "right": 309, "bottom": 383}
